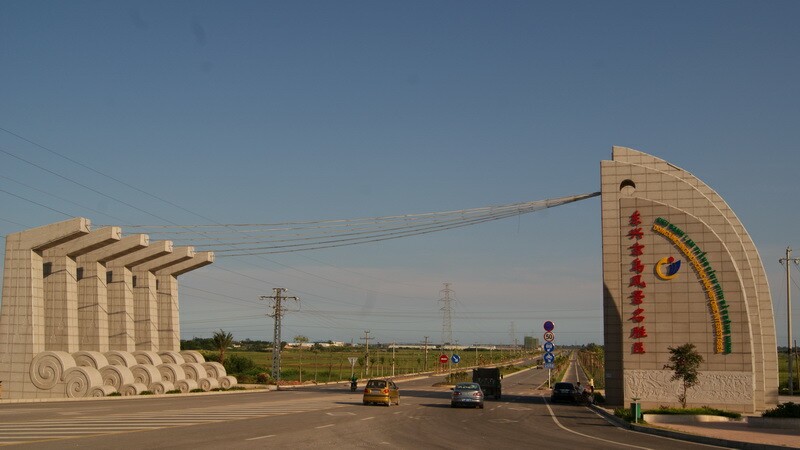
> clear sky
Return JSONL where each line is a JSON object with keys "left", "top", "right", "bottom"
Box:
{"left": 1, "top": 1, "right": 799, "bottom": 348}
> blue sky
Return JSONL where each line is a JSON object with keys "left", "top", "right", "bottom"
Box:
{"left": 1, "top": 1, "right": 798, "bottom": 348}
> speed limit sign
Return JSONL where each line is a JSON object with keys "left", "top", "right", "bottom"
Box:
{"left": 544, "top": 331, "right": 555, "bottom": 342}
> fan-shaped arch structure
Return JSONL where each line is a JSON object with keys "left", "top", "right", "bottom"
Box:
{"left": 601, "top": 146, "right": 777, "bottom": 412}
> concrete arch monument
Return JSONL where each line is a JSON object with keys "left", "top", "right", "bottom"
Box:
{"left": 601, "top": 147, "right": 777, "bottom": 412}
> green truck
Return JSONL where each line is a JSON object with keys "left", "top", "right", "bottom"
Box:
{"left": 472, "top": 367, "right": 502, "bottom": 399}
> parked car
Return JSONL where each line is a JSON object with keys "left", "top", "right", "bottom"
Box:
{"left": 550, "top": 382, "right": 578, "bottom": 403}
{"left": 451, "top": 382, "right": 484, "bottom": 408}
{"left": 362, "top": 379, "right": 400, "bottom": 406}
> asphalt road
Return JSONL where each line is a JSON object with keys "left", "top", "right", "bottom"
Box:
{"left": 0, "top": 367, "right": 722, "bottom": 449}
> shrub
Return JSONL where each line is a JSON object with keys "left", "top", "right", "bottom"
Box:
{"left": 166, "top": 389, "right": 182, "bottom": 394}
{"left": 237, "top": 374, "right": 256, "bottom": 384}
{"left": 642, "top": 406, "right": 741, "bottom": 420}
{"left": 762, "top": 402, "right": 800, "bottom": 418}
{"left": 445, "top": 371, "right": 470, "bottom": 384}
{"left": 227, "top": 386, "right": 246, "bottom": 391}
{"left": 256, "top": 372, "right": 271, "bottom": 384}
{"left": 139, "top": 391, "right": 155, "bottom": 395}
{"left": 614, "top": 408, "right": 634, "bottom": 422}
{"left": 108, "top": 392, "right": 122, "bottom": 397}
{"left": 190, "top": 388, "right": 205, "bottom": 393}
{"left": 224, "top": 354, "right": 257, "bottom": 375}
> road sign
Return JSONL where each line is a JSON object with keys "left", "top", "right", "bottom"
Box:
{"left": 543, "top": 352, "right": 555, "bottom": 363}
{"left": 451, "top": 354, "right": 460, "bottom": 364}
{"left": 544, "top": 362, "right": 555, "bottom": 369}
{"left": 543, "top": 341, "right": 555, "bottom": 353}
{"left": 439, "top": 354, "right": 448, "bottom": 364}
{"left": 543, "top": 320, "right": 555, "bottom": 332}
{"left": 543, "top": 331, "right": 555, "bottom": 342}
{"left": 348, "top": 357, "right": 358, "bottom": 366}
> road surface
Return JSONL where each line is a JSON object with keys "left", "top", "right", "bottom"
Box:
{"left": 0, "top": 367, "right": 720, "bottom": 449}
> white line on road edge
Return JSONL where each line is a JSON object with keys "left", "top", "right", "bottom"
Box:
{"left": 315, "top": 424, "right": 335, "bottom": 429}
{"left": 544, "top": 398, "right": 653, "bottom": 450}
{"left": 361, "top": 417, "right": 375, "bottom": 421}
{"left": 245, "top": 435, "right": 276, "bottom": 441}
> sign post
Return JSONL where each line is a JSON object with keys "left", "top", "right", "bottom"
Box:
{"left": 348, "top": 356, "right": 358, "bottom": 377}
{"left": 543, "top": 321, "right": 556, "bottom": 388}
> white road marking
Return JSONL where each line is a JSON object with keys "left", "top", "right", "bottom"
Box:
{"left": 245, "top": 435, "right": 276, "bottom": 441}
{"left": 361, "top": 417, "right": 375, "bottom": 421}
{"left": 315, "top": 424, "right": 334, "bottom": 429}
{"left": 543, "top": 398, "right": 653, "bottom": 450}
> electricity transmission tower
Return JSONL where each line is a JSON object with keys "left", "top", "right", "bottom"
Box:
{"left": 440, "top": 283, "right": 454, "bottom": 350}
{"left": 260, "top": 288, "right": 299, "bottom": 381}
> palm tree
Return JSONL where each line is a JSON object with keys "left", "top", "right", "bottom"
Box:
{"left": 212, "top": 329, "right": 234, "bottom": 366}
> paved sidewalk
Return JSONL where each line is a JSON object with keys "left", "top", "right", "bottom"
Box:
{"left": 593, "top": 395, "right": 800, "bottom": 450}
{"left": 649, "top": 420, "right": 800, "bottom": 449}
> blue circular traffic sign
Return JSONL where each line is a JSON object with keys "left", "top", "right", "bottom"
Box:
{"left": 543, "top": 320, "right": 555, "bottom": 332}
{"left": 451, "top": 354, "right": 461, "bottom": 364}
{"left": 543, "top": 352, "right": 555, "bottom": 363}
{"left": 543, "top": 341, "right": 555, "bottom": 353}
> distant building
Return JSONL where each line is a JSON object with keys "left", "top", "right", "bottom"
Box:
{"left": 523, "top": 336, "right": 539, "bottom": 350}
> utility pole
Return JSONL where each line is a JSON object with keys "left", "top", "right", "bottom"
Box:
{"left": 391, "top": 342, "right": 396, "bottom": 377}
{"left": 261, "top": 288, "right": 299, "bottom": 382}
{"left": 423, "top": 336, "right": 429, "bottom": 372}
{"left": 780, "top": 247, "right": 800, "bottom": 395}
{"left": 361, "top": 330, "right": 372, "bottom": 377}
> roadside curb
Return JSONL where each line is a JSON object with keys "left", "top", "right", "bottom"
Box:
{"left": 589, "top": 405, "right": 791, "bottom": 450}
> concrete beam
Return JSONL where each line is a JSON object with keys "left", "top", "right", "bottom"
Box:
{"left": 156, "top": 251, "right": 214, "bottom": 278}
{"left": 23, "top": 217, "right": 91, "bottom": 252}
{"left": 108, "top": 241, "right": 173, "bottom": 270}
{"left": 80, "top": 234, "right": 150, "bottom": 264}
{"left": 132, "top": 246, "right": 195, "bottom": 274}
{"left": 44, "top": 226, "right": 122, "bottom": 259}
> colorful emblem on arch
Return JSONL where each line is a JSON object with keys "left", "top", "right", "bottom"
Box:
{"left": 655, "top": 256, "right": 681, "bottom": 280}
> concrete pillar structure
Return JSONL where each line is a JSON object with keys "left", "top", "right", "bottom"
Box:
{"left": 0, "top": 218, "right": 225, "bottom": 399}
{"left": 156, "top": 252, "right": 214, "bottom": 351}
{"left": 105, "top": 242, "right": 172, "bottom": 352}
{"left": 0, "top": 218, "right": 90, "bottom": 399}
{"left": 130, "top": 247, "right": 195, "bottom": 351}
{"left": 41, "top": 227, "right": 122, "bottom": 353}
{"left": 76, "top": 235, "right": 149, "bottom": 352}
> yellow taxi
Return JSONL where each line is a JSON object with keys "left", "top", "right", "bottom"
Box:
{"left": 362, "top": 379, "right": 400, "bottom": 406}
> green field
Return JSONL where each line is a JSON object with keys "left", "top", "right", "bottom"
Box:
{"left": 779, "top": 352, "right": 800, "bottom": 394}
{"left": 203, "top": 347, "right": 533, "bottom": 384}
